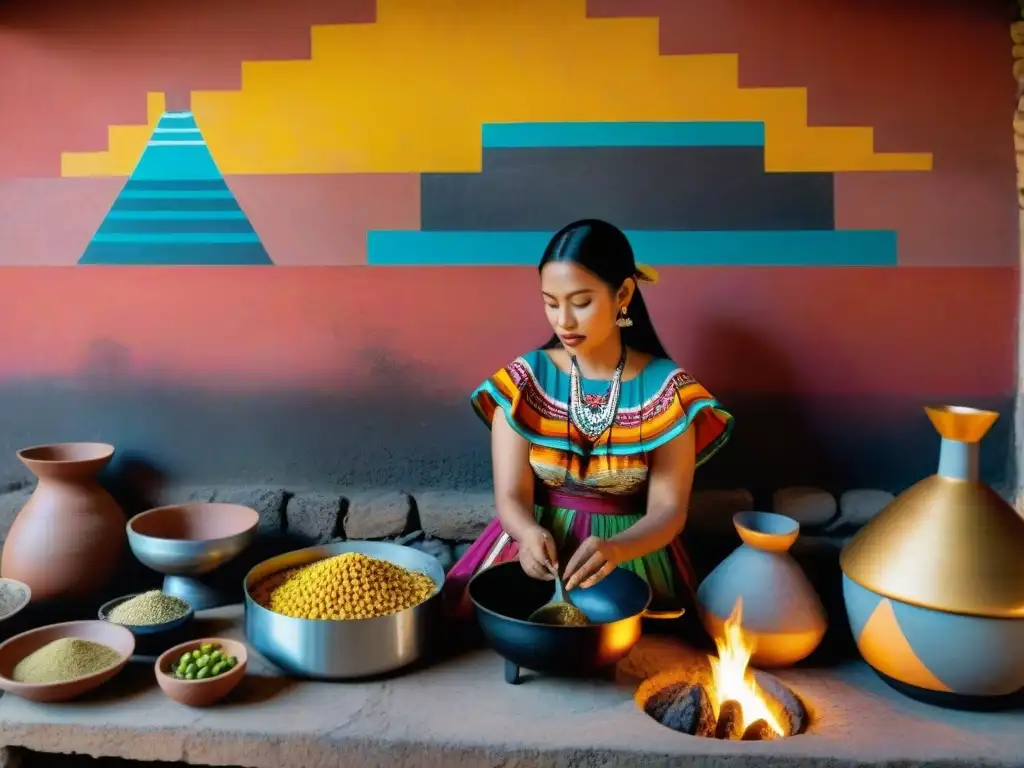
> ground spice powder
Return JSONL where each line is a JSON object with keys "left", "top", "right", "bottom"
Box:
{"left": 108, "top": 590, "right": 190, "bottom": 626}
{"left": 12, "top": 638, "right": 121, "bottom": 684}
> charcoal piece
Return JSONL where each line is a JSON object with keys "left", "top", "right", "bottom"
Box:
{"left": 643, "top": 681, "right": 690, "bottom": 722}
{"left": 715, "top": 699, "right": 744, "bottom": 740}
{"left": 755, "top": 670, "right": 807, "bottom": 736}
{"left": 741, "top": 719, "right": 777, "bottom": 741}
{"left": 661, "top": 684, "right": 717, "bottom": 737}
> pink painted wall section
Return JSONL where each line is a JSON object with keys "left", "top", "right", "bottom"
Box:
{"left": 833, "top": 174, "right": 1014, "bottom": 268}
{"left": 225, "top": 175, "right": 420, "bottom": 266}
{"left": 0, "top": 267, "right": 1011, "bottom": 398}
{"left": 0, "top": 179, "right": 122, "bottom": 265}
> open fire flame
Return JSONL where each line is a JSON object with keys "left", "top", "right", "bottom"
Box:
{"left": 707, "top": 597, "right": 785, "bottom": 737}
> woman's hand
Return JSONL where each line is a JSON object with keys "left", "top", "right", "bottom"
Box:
{"left": 517, "top": 525, "right": 558, "bottom": 581}
{"left": 563, "top": 536, "right": 622, "bottom": 590}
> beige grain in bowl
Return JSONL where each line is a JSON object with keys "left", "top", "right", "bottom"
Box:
{"left": 0, "top": 620, "right": 134, "bottom": 702}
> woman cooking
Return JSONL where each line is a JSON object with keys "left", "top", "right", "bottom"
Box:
{"left": 445, "top": 219, "right": 733, "bottom": 618}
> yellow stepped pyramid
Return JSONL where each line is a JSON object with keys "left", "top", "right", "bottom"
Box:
{"left": 64, "top": 93, "right": 166, "bottom": 178}
{"left": 62, "top": 0, "right": 932, "bottom": 177}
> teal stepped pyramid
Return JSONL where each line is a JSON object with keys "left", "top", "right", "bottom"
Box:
{"left": 80, "top": 111, "right": 272, "bottom": 265}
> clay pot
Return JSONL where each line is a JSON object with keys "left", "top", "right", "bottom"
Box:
{"left": 155, "top": 637, "right": 248, "bottom": 706}
{"left": 841, "top": 406, "right": 1024, "bottom": 709}
{"left": 1, "top": 443, "right": 126, "bottom": 602}
{"left": 0, "top": 619, "right": 135, "bottom": 703}
{"left": 696, "top": 511, "right": 827, "bottom": 668}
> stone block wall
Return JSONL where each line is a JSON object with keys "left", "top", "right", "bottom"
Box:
{"left": 0, "top": 473, "right": 923, "bottom": 660}
{"left": 0, "top": 480, "right": 890, "bottom": 587}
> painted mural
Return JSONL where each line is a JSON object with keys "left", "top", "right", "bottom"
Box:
{"left": 37, "top": 0, "right": 932, "bottom": 267}
{"left": 81, "top": 110, "right": 272, "bottom": 265}
{"left": 0, "top": 0, "right": 1016, "bottom": 494}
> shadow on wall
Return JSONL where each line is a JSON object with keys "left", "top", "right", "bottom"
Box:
{"left": 693, "top": 318, "right": 827, "bottom": 486}
{"left": 1, "top": 0, "right": 1006, "bottom": 26}
{"left": 0, "top": 0, "right": 375, "bottom": 28}
{"left": 0, "top": 335, "right": 1012, "bottom": 498}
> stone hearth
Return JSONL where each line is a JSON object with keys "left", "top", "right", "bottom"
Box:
{"left": 0, "top": 606, "right": 1020, "bottom": 768}
{"left": 637, "top": 665, "right": 808, "bottom": 739}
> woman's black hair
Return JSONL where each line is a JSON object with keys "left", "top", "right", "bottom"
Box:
{"left": 538, "top": 219, "right": 669, "bottom": 359}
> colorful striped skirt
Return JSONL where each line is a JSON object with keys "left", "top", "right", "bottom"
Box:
{"left": 444, "top": 488, "right": 697, "bottom": 618}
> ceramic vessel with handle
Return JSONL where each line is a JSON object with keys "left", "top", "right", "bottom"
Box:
{"left": 841, "top": 406, "right": 1024, "bottom": 710}
{"left": 696, "top": 511, "right": 827, "bottom": 668}
{"left": 1, "top": 443, "right": 126, "bottom": 602}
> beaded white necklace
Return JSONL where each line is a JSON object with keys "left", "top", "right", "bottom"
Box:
{"left": 568, "top": 348, "right": 626, "bottom": 439}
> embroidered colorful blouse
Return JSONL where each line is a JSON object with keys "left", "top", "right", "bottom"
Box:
{"left": 445, "top": 348, "right": 733, "bottom": 612}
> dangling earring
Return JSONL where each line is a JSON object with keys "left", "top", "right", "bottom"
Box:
{"left": 616, "top": 307, "right": 633, "bottom": 328}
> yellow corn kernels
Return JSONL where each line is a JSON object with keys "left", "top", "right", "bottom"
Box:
{"left": 256, "top": 552, "right": 436, "bottom": 621}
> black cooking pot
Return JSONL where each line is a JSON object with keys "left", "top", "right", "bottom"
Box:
{"left": 468, "top": 561, "right": 683, "bottom": 684}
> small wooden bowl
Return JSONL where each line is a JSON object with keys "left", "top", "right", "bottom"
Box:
{"left": 0, "top": 620, "right": 135, "bottom": 702}
{"left": 155, "top": 637, "right": 247, "bottom": 706}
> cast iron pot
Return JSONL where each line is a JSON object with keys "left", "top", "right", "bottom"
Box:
{"left": 468, "top": 561, "right": 683, "bottom": 684}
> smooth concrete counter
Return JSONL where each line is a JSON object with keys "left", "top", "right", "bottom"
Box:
{"left": 0, "top": 606, "right": 1020, "bottom": 768}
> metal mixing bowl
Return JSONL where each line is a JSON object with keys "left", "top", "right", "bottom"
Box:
{"left": 127, "top": 503, "right": 259, "bottom": 577}
{"left": 243, "top": 540, "right": 445, "bottom": 679}
{"left": 127, "top": 503, "right": 261, "bottom": 610}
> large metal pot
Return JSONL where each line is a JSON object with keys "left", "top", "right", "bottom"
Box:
{"left": 244, "top": 540, "right": 445, "bottom": 679}
{"left": 468, "top": 561, "right": 682, "bottom": 684}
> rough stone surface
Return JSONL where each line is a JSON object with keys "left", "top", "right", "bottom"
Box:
{"left": 0, "top": 607, "right": 1020, "bottom": 768}
{"left": 0, "top": 479, "right": 30, "bottom": 494}
{"left": 285, "top": 492, "right": 343, "bottom": 544}
{"left": 0, "top": 489, "right": 31, "bottom": 551}
{"left": 415, "top": 489, "right": 494, "bottom": 540}
{"left": 166, "top": 486, "right": 287, "bottom": 535}
{"left": 687, "top": 489, "right": 754, "bottom": 535}
{"left": 832, "top": 488, "right": 895, "bottom": 531}
{"left": 343, "top": 490, "right": 411, "bottom": 539}
{"left": 406, "top": 537, "right": 455, "bottom": 572}
{"left": 772, "top": 486, "right": 838, "bottom": 529}
{"left": 792, "top": 534, "right": 851, "bottom": 557}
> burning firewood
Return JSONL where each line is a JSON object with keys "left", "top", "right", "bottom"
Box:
{"left": 660, "top": 683, "right": 717, "bottom": 738}
{"left": 715, "top": 699, "right": 744, "bottom": 740}
{"left": 707, "top": 598, "right": 787, "bottom": 740}
{"left": 741, "top": 719, "right": 777, "bottom": 741}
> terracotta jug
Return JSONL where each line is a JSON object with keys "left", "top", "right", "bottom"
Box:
{"left": 696, "top": 511, "right": 827, "bottom": 668}
{"left": 1, "top": 443, "right": 126, "bottom": 601}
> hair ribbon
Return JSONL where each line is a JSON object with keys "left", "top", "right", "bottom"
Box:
{"left": 634, "top": 262, "right": 660, "bottom": 285}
